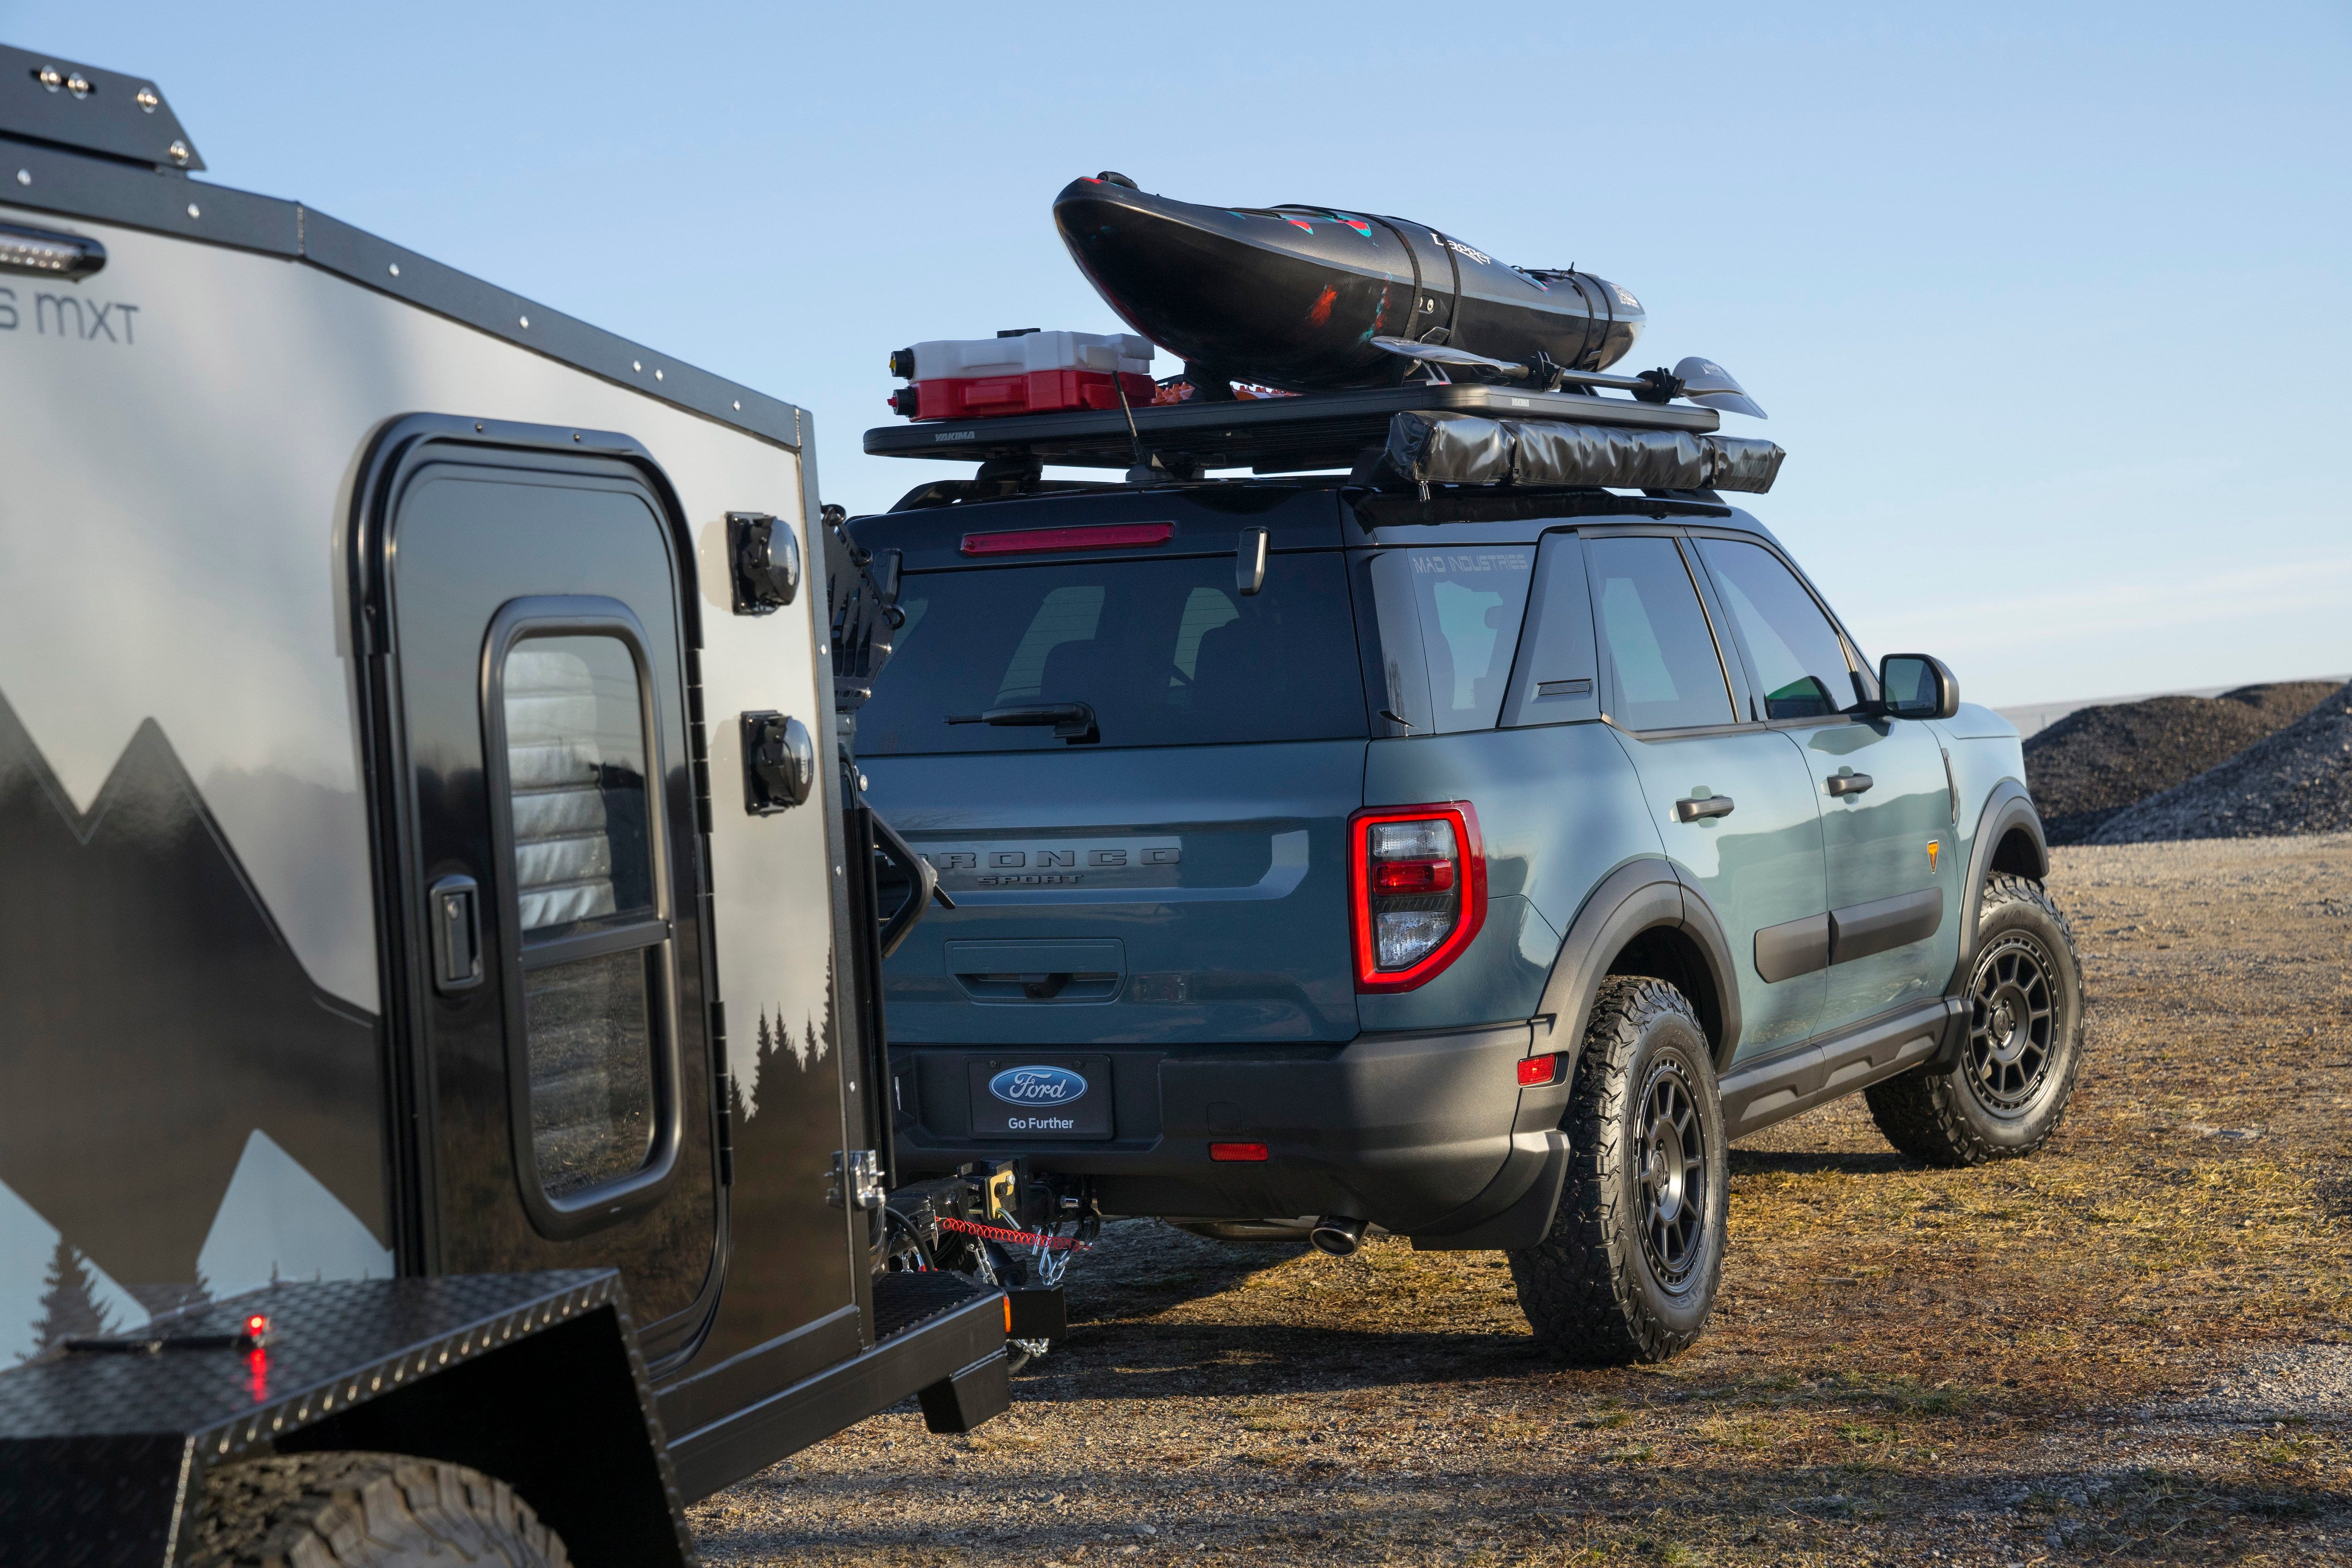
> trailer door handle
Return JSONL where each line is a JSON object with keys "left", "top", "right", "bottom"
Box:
{"left": 1827, "top": 772, "right": 1875, "bottom": 798}
{"left": 429, "top": 874, "right": 484, "bottom": 993}
{"left": 1676, "top": 795, "right": 1736, "bottom": 822}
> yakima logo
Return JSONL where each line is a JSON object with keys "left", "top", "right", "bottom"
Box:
{"left": 989, "top": 1066, "right": 1088, "bottom": 1106}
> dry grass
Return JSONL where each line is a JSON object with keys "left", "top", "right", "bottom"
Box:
{"left": 693, "top": 835, "right": 2352, "bottom": 1566}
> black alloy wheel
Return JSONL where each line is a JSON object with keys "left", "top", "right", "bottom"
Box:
{"left": 1865, "top": 873, "right": 2087, "bottom": 1167}
{"left": 1510, "top": 975, "right": 1728, "bottom": 1364}
{"left": 1637, "top": 1059, "right": 1708, "bottom": 1288}
{"left": 1965, "top": 932, "right": 2058, "bottom": 1113}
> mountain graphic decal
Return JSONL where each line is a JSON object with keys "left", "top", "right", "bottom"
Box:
{"left": 0, "top": 688, "right": 390, "bottom": 1308}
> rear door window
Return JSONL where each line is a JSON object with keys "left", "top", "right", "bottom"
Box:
{"left": 1585, "top": 535, "right": 1736, "bottom": 731}
{"left": 863, "top": 552, "right": 1365, "bottom": 754}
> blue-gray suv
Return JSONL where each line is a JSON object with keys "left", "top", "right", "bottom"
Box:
{"left": 852, "top": 481, "right": 2081, "bottom": 1362}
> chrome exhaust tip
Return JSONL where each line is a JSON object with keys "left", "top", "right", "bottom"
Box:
{"left": 1309, "top": 1216, "right": 1366, "bottom": 1257}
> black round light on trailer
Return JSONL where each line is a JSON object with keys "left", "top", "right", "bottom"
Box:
{"left": 0, "top": 221, "right": 106, "bottom": 280}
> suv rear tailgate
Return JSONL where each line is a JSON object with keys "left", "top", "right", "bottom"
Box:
{"left": 866, "top": 739, "right": 1365, "bottom": 1045}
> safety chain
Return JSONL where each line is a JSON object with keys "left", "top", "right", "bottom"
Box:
{"left": 937, "top": 1215, "right": 1095, "bottom": 1254}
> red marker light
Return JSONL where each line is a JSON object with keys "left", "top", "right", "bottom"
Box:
{"left": 961, "top": 521, "right": 1173, "bottom": 557}
{"left": 242, "top": 1313, "right": 273, "bottom": 1346}
{"left": 1517, "top": 1054, "right": 1564, "bottom": 1088}
{"left": 1209, "top": 1142, "right": 1268, "bottom": 1162}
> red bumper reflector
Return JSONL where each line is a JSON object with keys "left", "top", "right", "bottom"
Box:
{"left": 961, "top": 521, "right": 1174, "bottom": 556}
{"left": 1209, "top": 1142, "right": 1269, "bottom": 1162}
{"left": 1517, "top": 1053, "right": 1564, "bottom": 1087}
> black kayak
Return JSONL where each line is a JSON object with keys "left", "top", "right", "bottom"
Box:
{"left": 1053, "top": 174, "right": 1647, "bottom": 393}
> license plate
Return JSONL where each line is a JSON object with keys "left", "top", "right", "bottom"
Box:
{"left": 967, "top": 1055, "right": 1112, "bottom": 1139}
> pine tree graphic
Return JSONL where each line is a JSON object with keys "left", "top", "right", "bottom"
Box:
{"left": 28, "top": 1238, "right": 113, "bottom": 1355}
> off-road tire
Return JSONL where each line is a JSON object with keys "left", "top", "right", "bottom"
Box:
{"left": 183, "top": 1451, "right": 569, "bottom": 1568}
{"left": 1866, "top": 874, "right": 2086, "bottom": 1167}
{"left": 1508, "top": 976, "right": 1728, "bottom": 1364}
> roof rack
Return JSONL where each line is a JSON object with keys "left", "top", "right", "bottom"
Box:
{"left": 862, "top": 381, "right": 1717, "bottom": 478}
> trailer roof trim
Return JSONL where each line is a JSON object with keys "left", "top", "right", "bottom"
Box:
{"left": 0, "top": 117, "right": 804, "bottom": 453}
{"left": 0, "top": 42, "right": 203, "bottom": 172}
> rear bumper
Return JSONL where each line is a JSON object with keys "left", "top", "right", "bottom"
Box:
{"left": 890, "top": 1023, "right": 1572, "bottom": 1237}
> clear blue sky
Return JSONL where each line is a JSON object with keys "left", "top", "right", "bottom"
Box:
{"left": 14, "top": 2, "right": 2348, "bottom": 707}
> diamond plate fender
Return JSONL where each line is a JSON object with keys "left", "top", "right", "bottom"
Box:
{"left": 0, "top": 1271, "right": 691, "bottom": 1568}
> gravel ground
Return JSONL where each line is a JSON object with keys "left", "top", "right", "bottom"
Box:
{"left": 693, "top": 836, "right": 2352, "bottom": 1566}
{"left": 2095, "top": 683, "right": 2352, "bottom": 843}
{"left": 2024, "top": 682, "right": 2339, "bottom": 844}
{"left": 2162, "top": 1345, "right": 2352, "bottom": 1427}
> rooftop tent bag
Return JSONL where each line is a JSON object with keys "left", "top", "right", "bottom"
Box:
{"left": 890, "top": 330, "right": 1156, "bottom": 420}
{"left": 1378, "top": 410, "right": 1786, "bottom": 494}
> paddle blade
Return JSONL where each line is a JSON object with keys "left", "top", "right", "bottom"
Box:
{"left": 1369, "top": 336, "right": 1527, "bottom": 378}
{"left": 1673, "top": 356, "right": 1766, "bottom": 419}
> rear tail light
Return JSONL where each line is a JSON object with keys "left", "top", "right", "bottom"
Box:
{"left": 1350, "top": 802, "right": 1486, "bottom": 992}
{"left": 1209, "top": 1142, "right": 1268, "bottom": 1162}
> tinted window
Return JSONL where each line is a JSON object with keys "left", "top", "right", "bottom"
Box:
{"left": 499, "top": 631, "right": 661, "bottom": 1200}
{"left": 862, "top": 553, "right": 1365, "bottom": 753}
{"left": 1586, "top": 536, "right": 1734, "bottom": 731}
{"left": 522, "top": 951, "right": 656, "bottom": 1198}
{"left": 1398, "top": 546, "right": 1535, "bottom": 732}
{"left": 1695, "top": 538, "right": 1860, "bottom": 720}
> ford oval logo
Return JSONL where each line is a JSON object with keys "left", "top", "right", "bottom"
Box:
{"left": 989, "top": 1065, "right": 1088, "bottom": 1106}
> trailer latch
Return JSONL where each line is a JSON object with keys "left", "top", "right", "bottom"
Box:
{"left": 742, "top": 711, "right": 815, "bottom": 813}
{"left": 727, "top": 511, "right": 801, "bottom": 613}
{"left": 828, "top": 1149, "right": 884, "bottom": 1211}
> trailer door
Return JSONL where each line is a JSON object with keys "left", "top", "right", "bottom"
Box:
{"left": 379, "top": 447, "right": 724, "bottom": 1360}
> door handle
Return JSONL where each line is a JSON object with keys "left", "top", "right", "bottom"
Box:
{"left": 428, "top": 874, "right": 483, "bottom": 994}
{"left": 1676, "top": 795, "right": 1736, "bottom": 822}
{"left": 1827, "top": 772, "right": 1875, "bottom": 798}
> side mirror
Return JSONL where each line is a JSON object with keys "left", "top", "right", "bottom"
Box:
{"left": 1879, "top": 653, "right": 1959, "bottom": 720}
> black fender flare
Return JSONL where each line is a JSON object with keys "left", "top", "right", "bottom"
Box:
{"left": 1533, "top": 857, "right": 1745, "bottom": 1080}
{"left": 1948, "top": 779, "right": 2049, "bottom": 995}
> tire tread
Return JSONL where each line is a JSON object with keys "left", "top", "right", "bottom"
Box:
{"left": 1866, "top": 874, "right": 2085, "bottom": 1167}
{"left": 185, "top": 1451, "right": 569, "bottom": 1568}
{"left": 1509, "top": 975, "right": 1719, "bottom": 1365}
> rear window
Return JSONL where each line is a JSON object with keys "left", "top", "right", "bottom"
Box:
{"left": 861, "top": 552, "right": 1366, "bottom": 754}
{"left": 1369, "top": 546, "right": 1536, "bottom": 734}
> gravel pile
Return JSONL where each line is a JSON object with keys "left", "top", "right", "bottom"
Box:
{"left": 2023, "top": 680, "right": 2340, "bottom": 844}
{"left": 2091, "top": 679, "right": 2352, "bottom": 842}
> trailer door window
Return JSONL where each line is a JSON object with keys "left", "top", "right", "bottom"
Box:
{"left": 497, "top": 629, "right": 666, "bottom": 1202}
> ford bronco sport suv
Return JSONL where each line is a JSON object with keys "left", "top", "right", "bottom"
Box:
{"left": 850, "top": 406, "right": 2079, "bottom": 1364}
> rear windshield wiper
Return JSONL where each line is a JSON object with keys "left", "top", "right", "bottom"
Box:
{"left": 946, "top": 701, "right": 1100, "bottom": 744}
